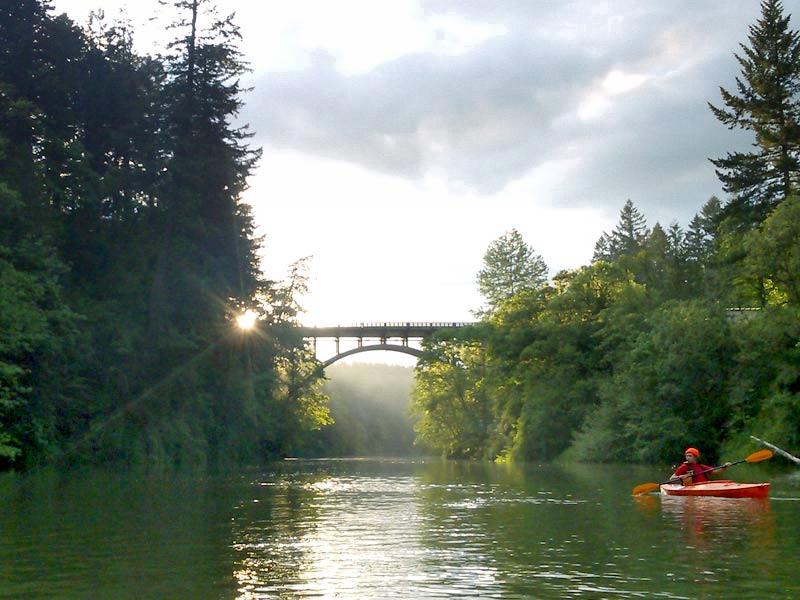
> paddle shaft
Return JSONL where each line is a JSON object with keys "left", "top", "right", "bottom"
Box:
{"left": 750, "top": 435, "right": 800, "bottom": 465}
{"left": 667, "top": 460, "right": 733, "bottom": 484}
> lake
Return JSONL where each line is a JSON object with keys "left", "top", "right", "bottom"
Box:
{"left": 1, "top": 458, "right": 798, "bottom": 599}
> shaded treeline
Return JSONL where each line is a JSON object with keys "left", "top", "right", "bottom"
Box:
{"left": 0, "top": 0, "right": 326, "bottom": 469}
{"left": 412, "top": 0, "right": 800, "bottom": 464}
{"left": 299, "top": 363, "right": 421, "bottom": 457}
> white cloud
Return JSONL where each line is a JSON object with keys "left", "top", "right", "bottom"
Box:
{"left": 603, "top": 69, "right": 649, "bottom": 94}
{"left": 577, "top": 69, "right": 649, "bottom": 121}
{"left": 577, "top": 92, "right": 612, "bottom": 122}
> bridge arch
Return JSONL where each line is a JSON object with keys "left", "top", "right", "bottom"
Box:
{"left": 320, "top": 344, "right": 424, "bottom": 368}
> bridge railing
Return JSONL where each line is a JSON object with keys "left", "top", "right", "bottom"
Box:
{"left": 303, "top": 322, "right": 475, "bottom": 329}
{"left": 297, "top": 322, "right": 477, "bottom": 339}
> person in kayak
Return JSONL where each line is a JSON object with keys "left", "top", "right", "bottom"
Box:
{"left": 671, "top": 447, "right": 731, "bottom": 485}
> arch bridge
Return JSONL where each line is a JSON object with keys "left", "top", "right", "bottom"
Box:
{"left": 295, "top": 309, "right": 757, "bottom": 367}
{"left": 297, "top": 322, "right": 475, "bottom": 367}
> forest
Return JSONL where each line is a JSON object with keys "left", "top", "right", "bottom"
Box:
{"left": 2, "top": 0, "right": 799, "bottom": 471}
{"left": 0, "top": 0, "right": 328, "bottom": 469}
{"left": 411, "top": 1, "right": 800, "bottom": 464}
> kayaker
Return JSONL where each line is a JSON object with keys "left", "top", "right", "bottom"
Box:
{"left": 671, "top": 447, "right": 731, "bottom": 485}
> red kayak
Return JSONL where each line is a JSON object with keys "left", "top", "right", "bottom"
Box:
{"left": 660, "top": 479, "right": 769, "bottom": 498}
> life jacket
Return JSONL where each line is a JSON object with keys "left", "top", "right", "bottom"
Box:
{"left": 675, "top": 462, "right": 712, "bottom": 484}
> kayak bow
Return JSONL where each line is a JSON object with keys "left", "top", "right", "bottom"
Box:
{"left": 660, "top": 480, "right": 769, "bottom": 499}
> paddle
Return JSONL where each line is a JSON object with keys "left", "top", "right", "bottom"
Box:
{"left": 631, "top": 449, "right": 773, "bottom": 496}
{"left": 750, "top": 435, "right": 800, "bottom": 465}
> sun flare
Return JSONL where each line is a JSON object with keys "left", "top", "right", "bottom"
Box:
{"left": 236, "top": 309, "right": 258, "bottom": 330}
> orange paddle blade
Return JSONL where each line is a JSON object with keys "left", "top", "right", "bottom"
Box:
{"left": 632, "top": 482, "right": 660, "bottom": 496}
{"left": 745, "top": 449, "right": 773, "bottom": 463}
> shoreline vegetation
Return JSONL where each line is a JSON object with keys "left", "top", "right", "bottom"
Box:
{"left": 2, "top": 1, "right": 800, "bottom": 471}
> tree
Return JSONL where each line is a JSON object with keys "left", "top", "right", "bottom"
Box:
{"left": 0, "top": 151, "right": 79, "bottom": 467}
{"left": 149, "top": 0, "right": 262, "bottom": 338}
{"left": 684, "top": 196, "right": 722, "bottom": 265}
{"left": 411, "top": 337, "right": 491, "bottom": 459}
{"left": 726, "top": 306, "right": 800, "bottom": 455}
{"left": 0, "top": 0, "right": 333, "bottom": 469}
{"left": 709, "top": 0, "right": 800, "bottom": 228}
{"left": 477, "top": 229, "right": 548, "bottom": 314}
{"left": 593, "top": 199, "right": 649, "bottom": 263}
{"left": 571, "top": 300, "right": 735, "bottom": 463}
{"left": 745, "top": 195, "right": 800, "bottom": 305}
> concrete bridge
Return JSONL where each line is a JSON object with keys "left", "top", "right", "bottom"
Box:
{"left": 297, "top": 322, "right": 475, "bottom": 367}
{"left": 294, "top": 309, "right": 758, "bottom": 367}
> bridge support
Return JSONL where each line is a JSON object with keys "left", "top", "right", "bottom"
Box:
{"left": 320, "top": 344, "right": 424, "bottom": 368}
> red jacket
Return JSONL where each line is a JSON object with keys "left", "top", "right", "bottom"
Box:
{"left": 673, "top": 462, "right": 713, "bottom": 483}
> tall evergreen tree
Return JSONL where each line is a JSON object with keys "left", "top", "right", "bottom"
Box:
{"left": 477, "top": 229, "right": 548, "bottom": 314}
{"left": 149, "top": 0, "right": 262, "bottom": 337}
{"left": 685, "top": 196, "right": 722, "bottom": 264}
{"left": 709, "top": 0, "right": 800, "bottom": 228}
{"left": 592, "top": 232, "right": 613, "bottom": 263}
{"left": 593, "top": 199, "right": 649, "bottom": 262}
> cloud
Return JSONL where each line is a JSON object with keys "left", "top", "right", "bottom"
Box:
{"left": 242, "top": 32, "right": 602, "bottom": 185}
{"left": 239, "top": 0, "right": 777, "bottom": 225}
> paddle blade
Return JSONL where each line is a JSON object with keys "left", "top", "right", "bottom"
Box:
{"left": 746, "top": 449, "right": 774, "bottom": 463}
{"left": 632, "top": 482, "right": 660, "bottom": 496}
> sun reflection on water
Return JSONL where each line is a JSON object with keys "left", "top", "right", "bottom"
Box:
{"left": 230, "top": 472, "right": 506, "bottom": 599}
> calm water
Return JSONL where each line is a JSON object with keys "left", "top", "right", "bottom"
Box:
{"left": 1, "top": 459, "right": 799, "bottom": 599}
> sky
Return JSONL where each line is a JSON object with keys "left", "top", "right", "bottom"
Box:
{"left": 52, "top": 0, "right": 797, "bottom": 362}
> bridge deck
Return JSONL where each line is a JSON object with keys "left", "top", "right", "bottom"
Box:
{"left": 298, "top": 322, "right": 475, "bottom": 339}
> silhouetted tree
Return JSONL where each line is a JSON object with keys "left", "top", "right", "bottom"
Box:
{"left": 709, "top": 0, "right": 800, "bottom": 229}
{"left": 593, "top": 199, "right": 649, "bottom": 262}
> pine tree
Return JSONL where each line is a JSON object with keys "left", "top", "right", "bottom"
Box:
{"left": 666, "top": 221, "right": 686, "bottom": 262}
{"left": 150, "top": 0, "right": 262, "bottom": 337}
{"left": 592, "top": 232, "right": 613, "bottom": 263}
{"left": 593, "top": 199, "right": 649, "bottom": 263}
{"left": 709, "top": 0, "right": 800, "bottom": 228}
{"left": 477, "top": 229, "right": 548, "bottom": 313}
{"left": 611, "top": 199, "right": 649, "bottom": 256}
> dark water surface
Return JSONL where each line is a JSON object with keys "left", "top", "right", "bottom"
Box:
{"left": 1, "top": 459, "right": 798, "bottom": 599}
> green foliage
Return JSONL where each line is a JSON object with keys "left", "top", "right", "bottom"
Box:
{"left": 477, "top": 229, "right": 548, "bottom": 314}
{"left": 411, "top": 337, "right": 492, "bottom": 458}
{"left": 725, "top": 307, "right": 800, "bottom": 448}
{"left": 744, "top": 195, "right": 800, "bottom": 305}
{"left": 416, "top": 192, "right": 798, "bottom": 465}
{"left": 404, "top": 3, "right": 800, "bottom": 466}
{"left": 4, "top": 0, "right": 800, "bottom": 470}
{"left": 572, "top": 300, "right": 735, "bottom": 463}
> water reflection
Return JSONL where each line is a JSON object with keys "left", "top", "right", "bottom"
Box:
{"left": 3, "top": 460, "right": 800, "bottom": 599}
{"left": 225, "top": 460, "right": 799, "bottom": 599}
{"left": 659, "top": 496, "right": 774, "bottom": 549}
{"left": 231, "top": 469, "right": 457, "bottom": 599}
